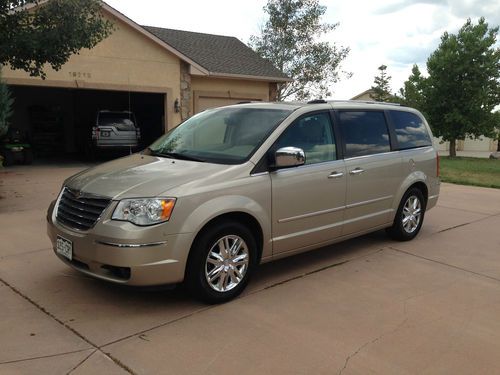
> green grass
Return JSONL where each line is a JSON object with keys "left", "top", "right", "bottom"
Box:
{"left": 440, "top": 156, "right": 500, "bottom": 189}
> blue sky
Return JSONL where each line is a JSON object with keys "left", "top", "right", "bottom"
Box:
{"left": 105, "top": 0, "right": 500, "bottom": 100}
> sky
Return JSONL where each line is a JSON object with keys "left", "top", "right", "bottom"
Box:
{"left": 105, "top": 0, "right": 500, "bottom": 100}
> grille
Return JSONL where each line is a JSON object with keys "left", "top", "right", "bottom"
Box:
{"left": 56, "top": 188, "right": 111, "bottom": 231}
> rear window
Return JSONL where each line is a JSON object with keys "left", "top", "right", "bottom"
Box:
{"left": 338, "top": 111, "right": 391, "bottom": 158}
{"left": 390, "top": 111, "right": 432, "bottom": 149}
{"left": 98, "top": 113, "right": 136, "bottom": 130}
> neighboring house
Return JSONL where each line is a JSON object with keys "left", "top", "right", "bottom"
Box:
{"left": 350, "top": 90, "right": 498, "bottom": 153}
{"left": 1, "top": 2, "right": 290, "bottom": 154}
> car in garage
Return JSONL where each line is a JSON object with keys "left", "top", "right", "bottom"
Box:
{"left": 89, "top": 110, "right": 141, "bottom": 157}
{"left": 47, "top": 100, "right": 440, "bottom": 303}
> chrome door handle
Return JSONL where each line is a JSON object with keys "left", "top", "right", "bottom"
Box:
{"left": 328, "top": 171, "right": 344, "bottom": 179}
{"left": 349, "top": 168, "right": 365, "bottom": 175}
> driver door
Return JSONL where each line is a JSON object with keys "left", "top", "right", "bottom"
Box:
{"left": 270, "top": 112, "right": 346, "bottom": 254}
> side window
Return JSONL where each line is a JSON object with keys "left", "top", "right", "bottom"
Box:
{"left": 338, "top": 111, "right": 391, "bottom": 158}
{"left": 275, "top": 112, "right": 336, "bottom": 164}
{"left": 390, "top": 110, "right": 432, "bottom": 149}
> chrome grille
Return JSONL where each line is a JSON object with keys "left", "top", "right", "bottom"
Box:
{"left": 56, "top": 188, "right": 111, "bottom": 231}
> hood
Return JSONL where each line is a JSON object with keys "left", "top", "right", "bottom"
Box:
{"left": 65, "top": 154, "right": 234, "bottom": 199}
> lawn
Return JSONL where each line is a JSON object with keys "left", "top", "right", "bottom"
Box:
{"left": 440, "top": 156, "right": 500, "bottom": 189}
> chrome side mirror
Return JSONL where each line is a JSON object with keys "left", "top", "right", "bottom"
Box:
{"left": 274, "top": 147, "right": 306, "bottom": 168}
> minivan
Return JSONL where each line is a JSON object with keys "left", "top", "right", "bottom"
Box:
{"left": 47, "top": 101, "right": 440, "bottom": 303}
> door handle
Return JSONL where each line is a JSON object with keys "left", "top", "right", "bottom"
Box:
{"left": 328, "top": 171, "right": 344, "bottom": 179}
{"left": 349, "top": 168, "right": 365, "bottom": 175}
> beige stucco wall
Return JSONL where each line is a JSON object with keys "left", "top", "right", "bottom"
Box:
{"left": 2, "top": 10, "right": 182, "bottom": 129}
{"left": 191, "top": 77, "right": 270, "bottom": 113}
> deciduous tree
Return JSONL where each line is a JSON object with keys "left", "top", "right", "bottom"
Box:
{"left": 249, "top": 0, "right": 350, "bottom": 101}
{"left": 424, "top": 18, "right": 500, "bottom": 157}
{"left": 0, "top": 0, "right": 113, "bottom": 79}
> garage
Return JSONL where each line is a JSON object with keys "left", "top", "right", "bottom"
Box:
{"left": 9, "top": 85, "right": 165, "bottom": 160}
{"left": 2, "top": 2, "right": 289, "bottom": 164}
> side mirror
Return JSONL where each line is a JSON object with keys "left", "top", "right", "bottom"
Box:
{"left": 274, "top": 147, "right": 306, "bottom": 169}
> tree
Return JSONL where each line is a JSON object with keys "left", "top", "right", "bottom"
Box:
{"left": 249, "top": 0, "right": 350, "bottom": 101}
{"left": 0, "top": 70, "right": 14, "bottom": 138}
{"left": 370, "top": 64, "right": 392, "bottom": 102}
{"left": 1, "top": 0, "right": 113, "bottom": 79}
{"left": 424, "top": 18, "right": 500, "bottom": 157}
{"left": 398, "top": 64, "right": 426, "bottom": 111}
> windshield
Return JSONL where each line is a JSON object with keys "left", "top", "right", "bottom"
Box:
{"left": 147, "top": 107, "right": 292, "bottom": 164}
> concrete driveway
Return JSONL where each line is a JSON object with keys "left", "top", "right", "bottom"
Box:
{"left": 1, "top": 164, "right": 500, "bottom": 375}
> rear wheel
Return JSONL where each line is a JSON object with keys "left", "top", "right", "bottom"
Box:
{"left": 387, "top": 188, "right": 426, "bottom": 241}
{"left": 185, "top": 221, "right": 258, "bottom": 304}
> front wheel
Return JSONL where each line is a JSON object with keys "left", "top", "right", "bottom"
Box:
{"left": 386, "top": 188, "right": 426, "bottom": 241}
{"left": 185, "top": 221, "right": 258, "bottom": 304}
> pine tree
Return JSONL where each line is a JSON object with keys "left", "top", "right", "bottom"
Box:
{"left": 370, "top": 65, "right": 392, "bottom": 102}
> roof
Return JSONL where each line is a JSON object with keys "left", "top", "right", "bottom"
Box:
{"left": 143, "top": 26, "right": 291, "bottom": 82}
{"left": 350, "top": 89, "right": 376, "bottom": 100}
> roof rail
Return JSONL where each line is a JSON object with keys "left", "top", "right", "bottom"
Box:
{"left": 307, "top": 99, "right": 327, "bottom": 104}
{"left": 306, "top": 99, "right": 401, "bottom": 106}
{"left": 333, "top": 100, "right": 401, "bottom": 106}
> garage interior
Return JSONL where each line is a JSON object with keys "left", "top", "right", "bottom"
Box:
{"left": 9, "top": 86, "right": 166, "bottom": 162}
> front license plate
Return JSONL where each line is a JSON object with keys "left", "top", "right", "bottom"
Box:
{"left": 56, "top": 235, "right": 73, "bottom": 261}
{"left": 101, "top": 131, "right": 110, "bottom": 137}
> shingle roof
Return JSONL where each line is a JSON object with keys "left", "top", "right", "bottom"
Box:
{"left": 143, "top": 26, "right": 290, "bottom": 81}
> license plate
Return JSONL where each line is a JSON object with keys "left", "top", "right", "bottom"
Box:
{"left": 101, "top": 131, "right": 110, "bottom": 137}
{"left": 56, "top": 235, "right": 73, "bottom": 261}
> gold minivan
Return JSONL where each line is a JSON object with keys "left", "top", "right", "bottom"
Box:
{"left": 47, "top": 101, "right": 440, "bottom": 303}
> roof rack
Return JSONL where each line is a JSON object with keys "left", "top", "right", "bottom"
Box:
{"left": 345, "top": 100, "right": 401, "bottom": 106}
{"left": 307, "top": 99, "right": 327, "bottom": 104}
{"left": 306, "top": 99, "right": 401, "bottom": 106}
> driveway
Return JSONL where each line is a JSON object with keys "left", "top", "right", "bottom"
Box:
{"left": 1, "top": 164, "right": 500, "bottom": 374}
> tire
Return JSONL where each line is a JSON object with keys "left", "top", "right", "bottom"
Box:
{"left": 185, "top": 221, "right": 258, "bottom": 304}
{"left": 3, "top": 150, "right": 14, "bottom": 166}
{"left": 386, "top": 187, "right": 426, "bottom": 241}
{"left": 23, "top": 149, "right": 33, "bottom": 165}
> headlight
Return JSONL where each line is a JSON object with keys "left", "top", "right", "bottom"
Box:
{"left": 112, "top": 198, "right": 176, "bottom": 225}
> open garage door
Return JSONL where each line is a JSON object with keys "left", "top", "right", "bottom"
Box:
{"left": 9, "top": 86, "right": 166, "bottom": 161}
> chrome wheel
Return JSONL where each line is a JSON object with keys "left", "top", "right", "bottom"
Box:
{"left": 402, "top": 195, "right": 422, "bottom": 233}
{"left": 205, "top": 235, "right": 249, "bottom": 293}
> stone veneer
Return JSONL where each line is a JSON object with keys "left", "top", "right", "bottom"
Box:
{"left": 180, "top": 62, "right": 192, "bottom": 120}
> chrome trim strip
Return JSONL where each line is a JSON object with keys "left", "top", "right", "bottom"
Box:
{"left": 428, "top": 194, "right": 439, "bottom": 200}
{"left": 346, "top": 195, "right": 393, "bottom": 209}
{"left": 273, "top": 221, "right": 343, "bottom": 242}
{"left": 278, "top": 206, "right": 344, "bottom": 223}
{"left": 96, "top": 240, "right": 167, "bottom": 248}
{"left": 250, "top": 172, "right": 269, "bottom": 177}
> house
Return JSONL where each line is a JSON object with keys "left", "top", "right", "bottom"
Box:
{"left": 1, "top": 2, "right": 290, "bottom": 155}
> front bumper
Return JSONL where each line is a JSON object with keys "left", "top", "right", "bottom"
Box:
{"left": 46, "top": 201, "right": 194, "bottom": 286}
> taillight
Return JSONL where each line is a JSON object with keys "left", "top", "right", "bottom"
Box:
{"left": 92, "top": 127, "right": 99, "bottom": 140}
{"left": 436, "top": 152, "right": 440, "bottom": 177}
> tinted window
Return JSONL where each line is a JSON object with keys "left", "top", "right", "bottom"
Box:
{"left": 275, "top": 112, "right": 336, "bottom": 164}
{"left": 390, "top": 111, "right": 432, "bottom": 149}
{"left": 339, "top": 111, "right": 390, "bottom": 158}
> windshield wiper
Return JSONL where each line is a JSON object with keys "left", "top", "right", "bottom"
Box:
{"left": 147, "top": 148, "right": 205, "bottom": 162}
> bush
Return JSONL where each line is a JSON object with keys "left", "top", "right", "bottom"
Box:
{"left": 0, "top": 70, "right": 14, "bottom": 138}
